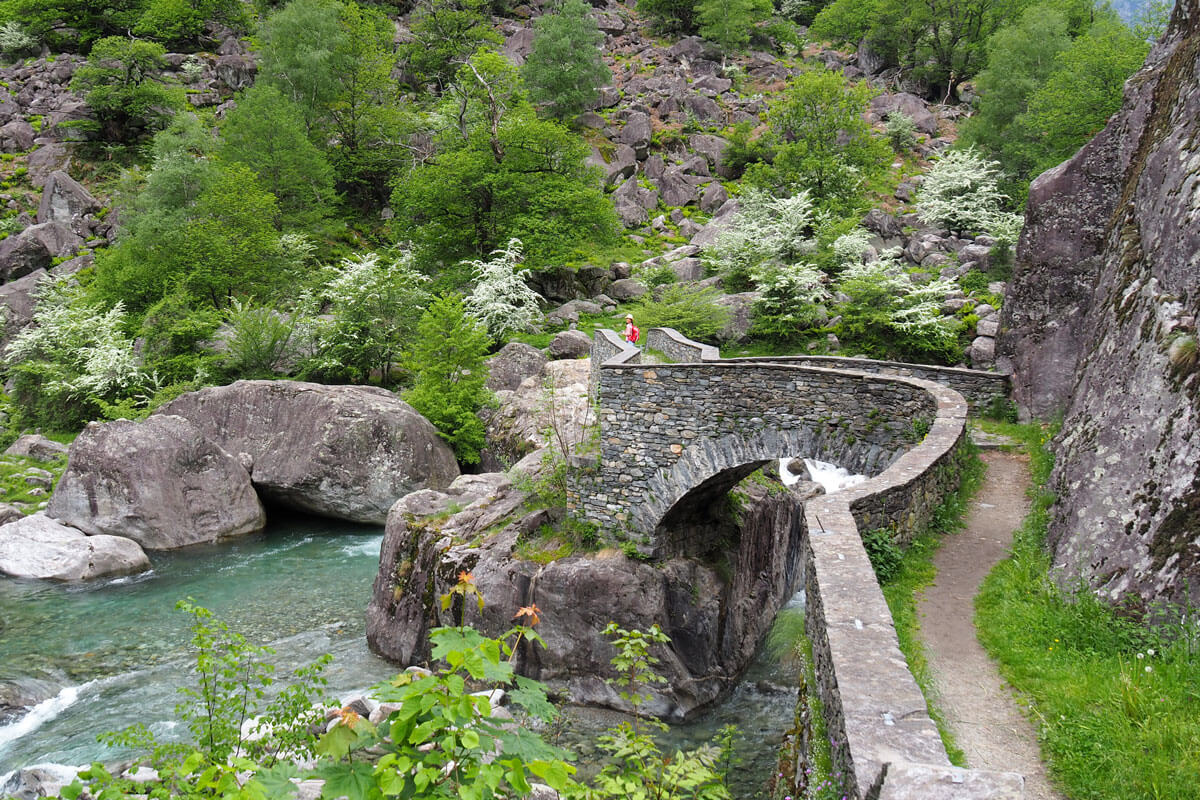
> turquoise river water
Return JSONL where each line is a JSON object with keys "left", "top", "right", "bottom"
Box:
{"left": 0, "top": 468, "right": 848, "bottom": 797}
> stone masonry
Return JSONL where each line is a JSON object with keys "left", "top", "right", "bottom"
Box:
{"left": 572, "top": 328, "right": 1024, "bottom": 798}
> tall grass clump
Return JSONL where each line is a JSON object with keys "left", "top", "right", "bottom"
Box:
{"left": 975, "top": 421, "right": 1200, "bottom": 800}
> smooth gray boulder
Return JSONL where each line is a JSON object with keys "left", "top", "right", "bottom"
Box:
{"left": 546, "top": 329, "right": 592, "bottom": 360}
{"left": 47, "top": 416, "right": 266, "bottom": 549}
{"left": 155, "top": 380, "right": 459, "bottom": 523}
{"left": 485, "top": 342, "right": 548, "bottom": 392}
{"left": 0, "top": 267, "right": 47, "bottom": 347}
{"left": 0, "top": 513, "right": 149, "bottom": 581}
{"left": 0, "top": 222, "right": 83, "bottom": 282}
{"left": 4, "top": 434, "right": 68, "bottom": 462}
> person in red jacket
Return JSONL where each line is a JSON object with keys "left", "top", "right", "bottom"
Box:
{"left": 623, "top": 314, "right": 639, "bottom": 344}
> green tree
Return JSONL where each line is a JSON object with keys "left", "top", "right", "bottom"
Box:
{"left": 325, "top": 1, "right": 407, "bottom": 205}
{"left": 180, "top": 164, "right": 286, "bottom": 306}
{"left": 697, "top": 0, "right": 772, "bottom": 53}
{"left": 746, "top": 68, "right": 888, "bottom": 214}
{"left": 95, "top": 157, "right": 286, "bottom": 312}
{"left": 523, "top": 0, "right": 611, "bottom": 121}
{"left": 133, "top": 0, "right": 251, "bottom": 49}
{"left": 219, "top": 83, "right": 337, "bottom": 229}
{"left": 637, "top": 0, "right": 700, "bottom": 33}
{"left": 393, "top": 92, "right": 616, "bottom": 278}
{"left": 960, "top": 5, "right": 1072, "bottom": 182}
{"left": 811, "top": 0, "right": 1029, "bottom": 101}
{"left": 69, "top": 36, "right": 184, "bottom": 141}
{"left": 1, "top": 0, "right": 143, "bottom": 50}
{"left": 258, "top": 0, "right": 407, "bottom": 206}
{"left": 403, "top": 294, "right": 492, "bottom": 464}
{"left": 258, "top": 0, "right": 348, "bottom": 134}
{"left": 401, "top": 0, "right": 502, "bottom": 92}
{"left": 1022, "top": 19, "right": 1149, "bottom": 168}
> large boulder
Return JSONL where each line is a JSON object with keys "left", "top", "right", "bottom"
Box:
{"left": 0, "top": 513, "right": 149, "bottom": 581}
{"left": 870, "top": 92, "right": 938, "bottom": 135}
{"left": 47, "top": 416, "right": 266, "bottom": 549}
{"left": 0, "top": 222, "right": 82, "bottom": 282}
{"left": 4, "top": 434, "right": 68, "bottom": 462}
{"left": 36, "top": 170, "right": 100, "bottom": 235}
{"left": 0, "top": 267, "right": 47, "bottom": 348}
{"left": 1001, "top": 1, "right": 1200, "bottom": 607}
{"left": 485, "top": 342, "right": 548, "bottom": 392}
{"left": 481, "top": 359, "right": 591, "bottom": 471}
{"left": 155, "top": 380, "right": 459, "bottom": 523}
{"left": 547, "top": 330, "right": 592, "bottom": 359}
{"left": 612, "top": 176, "right": 658, "bottom": 227}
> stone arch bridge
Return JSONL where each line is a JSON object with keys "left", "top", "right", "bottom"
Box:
{"left": 567, "top": 328, "right": 1025, "bottom": 798}
{"left": 569, "top": 327, "right": 1009, "bottom": 557}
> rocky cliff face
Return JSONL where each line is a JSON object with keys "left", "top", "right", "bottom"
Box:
{"left": 999, "top": 0, "right": 1200, "bottom": 606}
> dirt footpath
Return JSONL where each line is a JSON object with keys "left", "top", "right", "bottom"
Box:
{"left": 917, "top": 450, "right": 1065, "bottom": 800}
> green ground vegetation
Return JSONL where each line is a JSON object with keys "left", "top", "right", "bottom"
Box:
{"left": 974, "top": 422, "right": 1200, "bottom": 800}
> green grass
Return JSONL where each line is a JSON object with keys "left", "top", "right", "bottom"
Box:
{"left": 0, "top": 452, "right": 66, "bottom": 509}
{"left": 875, "top": 442, "right": 984, "bottom": 768}
{"left": 974, "top": 422, "right": 1200, "bottom": 800}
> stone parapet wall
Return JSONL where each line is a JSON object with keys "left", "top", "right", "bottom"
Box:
{"left": 801, "top": 387, "right": 1024, "bottom": 798}
{"left": 723, "top": 355, "right": 1010, "bottom": 414}
{"left": 588, "top": 328, "right": 640, "bottom": 402}
{"left": 644, "top": 327, "right": 719, "bottom": 363}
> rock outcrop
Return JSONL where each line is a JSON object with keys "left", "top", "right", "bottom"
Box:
{"left": 47, "top": 416, "right": 266, "bottom": 549}
{"left": 999, "top": 0, "right": 1200, "bottom": 606}
{"left": 481, "top": 359, "right": 592, "bottom": 472}
{"left": 366, "top": 477, "right": 804, "bottom": 719}
{"left": 155, "top": 380, "right": 459, "bottom": 523}
{"left": 0, "top": 513, "right": 149, "bottom": 581}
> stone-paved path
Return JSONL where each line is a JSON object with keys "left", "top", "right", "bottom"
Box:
{"left": 917, "top": 450, "right": 1065, "bottom": 800}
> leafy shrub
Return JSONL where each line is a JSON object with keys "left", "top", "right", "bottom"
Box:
{"left": 705, "top": 189, "right": 819, "bottom": 291}
{"left": 808, "top": 0, "right": 878, "bottom": 43}
{"left": 404, "top": 295, "right": 492, "bottom": 464}
{"left": 749, "top": 262, "right": 829, "bottom": 342}
{"left": 303, "top": 251, "right": 431, "bottom": 384}
{"left": 633, "top": 284, "right": 732, "bottom": 342}
{"left": 835, "top": 256, "right": 962, "bottom": 363}
{"left": 886, "top": 111, "right": 918, "bottom": 150}
{"left": 221, "top": 299, "right": 302, "bottom": 379}
{"left": 916, "top": 147, "right": 1022, "bottom": 238}
{"left": 720, "top": 121, "right": 774, "bottom": 179}
{"left": 4, "top": 278, "right": 149, "bottom": 430}
{"left": 862, "top": 528, "right": 903, "bottom": 584}
{"left": 0, "top": 21, "right": 37, "bottom": 58}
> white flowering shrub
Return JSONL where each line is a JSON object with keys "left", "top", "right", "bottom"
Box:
{"left": 831, "top": 227, "right": 874, "bottom": 269}
{"left": 0, "top": 22, "right": 36, "bottom": 59}
{"left": 463, "top": 238, "right": 544, "bottom": 340}
{"left": 750, "top": 262, "right": 831, "bottom": 341}
{"left": 916, "top": 147, "right": 1020, "bottom": 237}
{"left": 835, "top": 255, "right": 962, "bottom": 362}
{"left": 301, "top": 250, "right": 430, "bottom": 383}
{"left": 705, "top": 189, "right": 819, "bottom": 291}
{"left": 5, "top": 278, "right": 148, "bottom": 428}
